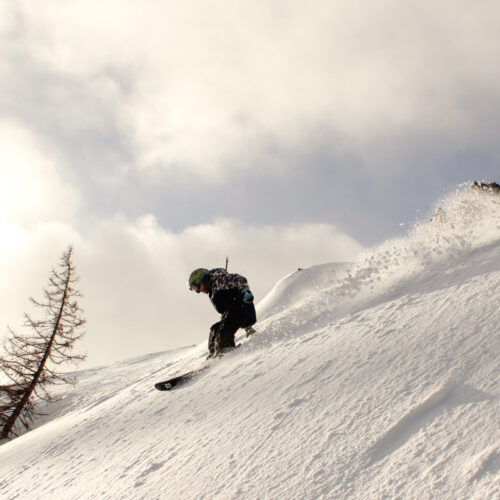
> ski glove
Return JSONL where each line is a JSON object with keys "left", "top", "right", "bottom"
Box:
{"left": 242, "top": 288, "right": 254, "bottom": 303}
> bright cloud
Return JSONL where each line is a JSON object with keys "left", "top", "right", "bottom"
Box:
{"left": 0, "top": 120, "right": 79, "bottom": 228}
{"left": 0, "top": 121, "right": 82, "bottom": 330}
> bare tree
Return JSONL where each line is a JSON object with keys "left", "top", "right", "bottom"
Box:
{"left": 0, "top": 246, "right": 86, "bottom": 440}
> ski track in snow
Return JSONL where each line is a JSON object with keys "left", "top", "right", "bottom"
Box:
{"left": 0, "top": 188, "right": 499, "bottom": 500}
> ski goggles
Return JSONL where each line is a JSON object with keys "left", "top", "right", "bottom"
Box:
{"left": 190, "top": 282, "right": 201, "bottom": 293}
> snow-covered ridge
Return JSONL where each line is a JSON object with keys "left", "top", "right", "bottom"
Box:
{"left": 0, "top": 187, "right": 499, "bottom": 499}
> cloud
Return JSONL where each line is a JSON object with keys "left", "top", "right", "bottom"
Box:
{"left": 3, "top": 0, "right": 500, "bottom": 182}
{"left": 2, "top": 0, "right": 499, "bottom": 251}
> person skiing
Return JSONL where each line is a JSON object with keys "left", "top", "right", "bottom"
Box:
{"left": 188, "top": 268, "right": 257, "bottom": 357}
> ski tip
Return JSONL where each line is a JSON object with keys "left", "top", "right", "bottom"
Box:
{"left": 155, "top": 382, "right": 173, "bottom": 391}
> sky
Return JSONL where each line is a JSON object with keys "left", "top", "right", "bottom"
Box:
{"left": 1, "top": 0, "right": 499, "bottom": 367}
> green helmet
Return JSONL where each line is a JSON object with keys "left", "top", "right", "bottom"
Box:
{"left": 188, "top": 268, "right": 208, "bottom": 292}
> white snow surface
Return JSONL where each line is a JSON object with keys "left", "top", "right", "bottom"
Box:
{"left": 1, "top": 188, "right": 499, "bottom": 499}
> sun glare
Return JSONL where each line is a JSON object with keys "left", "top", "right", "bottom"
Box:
{"left": 0, "top": 122, "right": 68, "bottom": 230}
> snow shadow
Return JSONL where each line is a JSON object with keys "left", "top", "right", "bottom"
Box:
{"left": 364, "top": 383, "right": 496, "bottom": 466}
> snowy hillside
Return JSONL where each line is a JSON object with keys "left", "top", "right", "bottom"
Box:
{"left": 0, "top": 187, "right": 499, "bottom": 500}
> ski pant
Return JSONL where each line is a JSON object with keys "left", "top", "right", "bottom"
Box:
{"left": 208, "top": 302, "right": 256, "bottom": 355}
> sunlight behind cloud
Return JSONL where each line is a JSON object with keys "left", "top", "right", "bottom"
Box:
{"left": 0, "top": 121, "right": 79, "bottom": 229}
{"left": 0, "top": 121, "right": 82, "bottom": 328}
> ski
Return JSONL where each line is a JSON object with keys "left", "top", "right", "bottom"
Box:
{"left": 154, "top": 343, "right": 244, "bottom": 391}
{"left": 154, "top": 364, "right": 211, "bottom": 391}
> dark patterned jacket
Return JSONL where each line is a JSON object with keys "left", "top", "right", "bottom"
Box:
{"left": 206, "top": 268, "right": 251, "bottom": 314}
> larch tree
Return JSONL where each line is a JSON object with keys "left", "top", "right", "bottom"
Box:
{"left": 0, "top": 246, "right": 86, "bottom": 440}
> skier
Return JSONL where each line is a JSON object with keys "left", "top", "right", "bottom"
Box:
{"left": 188, "top": 268, "right": 257, "bottom": 357}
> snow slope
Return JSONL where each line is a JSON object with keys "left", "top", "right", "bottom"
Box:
{"left": 0, "top": 187, "right": 499, "bottom": 500}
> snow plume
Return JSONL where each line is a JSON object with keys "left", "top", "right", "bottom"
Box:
{"left": 342, "top": 184, "right": 500, "bottom": 297}
{"left": 260, "top": 185, "right": 500, "bottom": 338}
